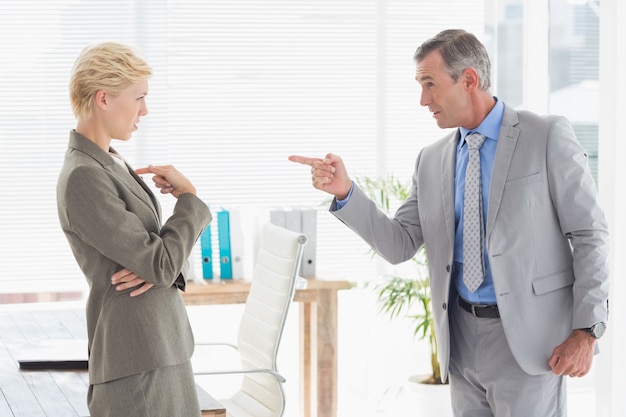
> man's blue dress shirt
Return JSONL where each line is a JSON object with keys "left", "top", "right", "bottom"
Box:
{"left": 337, "top": 97, "right": 504, "bottom": 305}
{"left": 454, "top": 97, "right": 503, "bottom": 305}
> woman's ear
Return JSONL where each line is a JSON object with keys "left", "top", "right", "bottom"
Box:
{"left": 94, "top": 90, "right": 108, "bottom": 110}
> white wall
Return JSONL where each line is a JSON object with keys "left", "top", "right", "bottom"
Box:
{"left": 597, "top": 1, "right": 626, "bottom": 416}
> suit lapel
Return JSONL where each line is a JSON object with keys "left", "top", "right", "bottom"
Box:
{"left": 486, "top": 106, "right": 520, "bottom": 237}
{"left": 124, "top": 161, "right": 162, "bottom": 221}
{"left": 107, "top": 149, "right": 162, "bottom": 223}
{"left": 68, "top": 131, "right": 161, "bottom": 224}
{"left": 441, "top": 130, "right": 460, "bottom": 248}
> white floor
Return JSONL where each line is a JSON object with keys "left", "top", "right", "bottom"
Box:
{"left": 188, "top": 286, "right": 598, "bottom": 417}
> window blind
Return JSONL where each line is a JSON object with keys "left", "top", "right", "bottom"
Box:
{"left": 0, "top": 0, "right": 482, "bottom": 294}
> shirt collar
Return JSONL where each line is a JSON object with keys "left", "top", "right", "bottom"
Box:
{"left": 459, "top": 96, "right": 504, "bottom": 142}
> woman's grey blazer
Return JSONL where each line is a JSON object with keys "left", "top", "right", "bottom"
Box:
{"left": 332, "top": 104, "right": 609, "bottom": 382}
{"left": 57, "top": 131, "right": 212, "bottom": 384}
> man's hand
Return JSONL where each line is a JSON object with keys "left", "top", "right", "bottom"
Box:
{"left": 135, "top": 165, "right": 196, "bottom": 198}
{"left": 288, "top": 153, "right": 352, "bottom": 199}
{"left": 111, "top": 268, "right": 155, "bottom": 297}
{"left": 548, "top": 330, "right": 596, "bottom": 377}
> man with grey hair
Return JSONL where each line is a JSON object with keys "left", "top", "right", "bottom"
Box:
{"left": 290, "top": 29, "right": 609, "bottom": 416}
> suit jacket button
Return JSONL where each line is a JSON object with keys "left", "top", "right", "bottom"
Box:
{"left": 442, "top": 302, "right": 447, "bottom": 310}
{"left": 446, "top": 265, "right": 451, "bottom": 272}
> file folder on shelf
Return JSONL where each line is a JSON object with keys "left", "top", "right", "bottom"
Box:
{"left": 300, "top": 208, "right": 317, "bottom": 277}
{"left": 228, "top": 208, "right": 245, "bottom": 279}
{"left": 270, "top": 209, "right": 286, "bottom": 228}
{"left": 284, "top": 208, "right": 302, "bottom": 233}
{"left": 200, "top": 226, "right": 213, "bottom": 280}
{"left": 217, "top": 210, "right": 232, "bottom": 279}
{"left": 269, "top": 208, "right": 317, "bottom": 278}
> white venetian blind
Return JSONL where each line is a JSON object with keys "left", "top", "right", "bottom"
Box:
{"left": 162, "top": 0, "right": 381, "bottom": 282}
{"left": 0, "top": 0, "right": 482, "bottom": 295}
{"left": 0, "top": 0, "right": 169, "bottom": 295}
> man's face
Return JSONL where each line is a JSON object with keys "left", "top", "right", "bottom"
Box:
{"left": 415, "top": 50, "right": 470, "bottom": 129}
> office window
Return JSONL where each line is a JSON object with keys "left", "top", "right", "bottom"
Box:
{"left": 0, "top": 0, "right": 482, "bottom": 295}
{"left": 549, "top": 0, "right": 599, "bottom": 181}
{"left": 491, "top": 0, "right": 599, "bottom": 181}
{"left": 490, "top": 0, "right": 524, "bottom": 107}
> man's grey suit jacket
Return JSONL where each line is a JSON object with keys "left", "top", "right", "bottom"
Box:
{"left": 332, "top": 104, "right": 609, "bottom": 382}
{"left": 57, "top": 131, "right": 211, "bottom": 384}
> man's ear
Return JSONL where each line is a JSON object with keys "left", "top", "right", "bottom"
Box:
{"left": 462, "top": 67, "right": 480, "bottom": 91}
{"left": 94, "top": 90, "right": 108, "bottom": 111}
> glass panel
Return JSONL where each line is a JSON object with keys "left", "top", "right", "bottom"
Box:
{"left": 549, "top": 0, "right": 600, "bottom": 181}
{"left": 490, "top": 0, "right": 525, "bottom": 107}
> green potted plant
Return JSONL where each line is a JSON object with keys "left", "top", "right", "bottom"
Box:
{"left": 356, "top": 175, "right": 443, "bottom": 385}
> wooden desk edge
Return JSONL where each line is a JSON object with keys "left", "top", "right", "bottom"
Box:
{"left": 183, "top": 279, "right": 352, "bottom": 305}
{"left": 185, "top": 278, "right": 352, "bottom": 294}
{"left": 198, "top": 384, "right": 226, "bottom": 417}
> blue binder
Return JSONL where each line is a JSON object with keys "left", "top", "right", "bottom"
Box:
{"left": 200, "top": 226, "right": 213, "bottom": 280}
{"left": 217, "top": 210, "right": 232, "bottom": 279}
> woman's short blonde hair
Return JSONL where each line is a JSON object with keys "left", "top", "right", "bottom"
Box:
{"left": 69, "top": 42, "right": 152, "bottom": 119}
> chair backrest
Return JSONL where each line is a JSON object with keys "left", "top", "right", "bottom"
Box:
{"left": 224, "top": 223, "right": 306, "bottom": 417}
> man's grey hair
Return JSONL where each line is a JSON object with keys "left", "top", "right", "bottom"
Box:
{"left": 414, "top": 29, "right": 491, "bottom": 91}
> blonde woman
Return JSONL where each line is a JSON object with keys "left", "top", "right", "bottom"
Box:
{"left": 57, "top": 42, "right": 211, "bottom": 417}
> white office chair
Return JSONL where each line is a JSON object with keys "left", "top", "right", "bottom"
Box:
{"left": 194, "top": 222, "right": 307, "bottom": 417}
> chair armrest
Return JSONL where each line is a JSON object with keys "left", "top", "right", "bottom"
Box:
{"left": 194, "top": 367, "right": 286, "bottom": 383}
{"left": 195, "top": 341, "right": 238, "bottom": 351}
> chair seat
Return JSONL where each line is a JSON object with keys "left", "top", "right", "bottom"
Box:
{"left": 221, "top": 391, "right": 278, "bottom": 417}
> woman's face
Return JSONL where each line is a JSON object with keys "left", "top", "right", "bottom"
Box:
{"left": 105, "top": 79, "right": 149, "bottom": 141}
